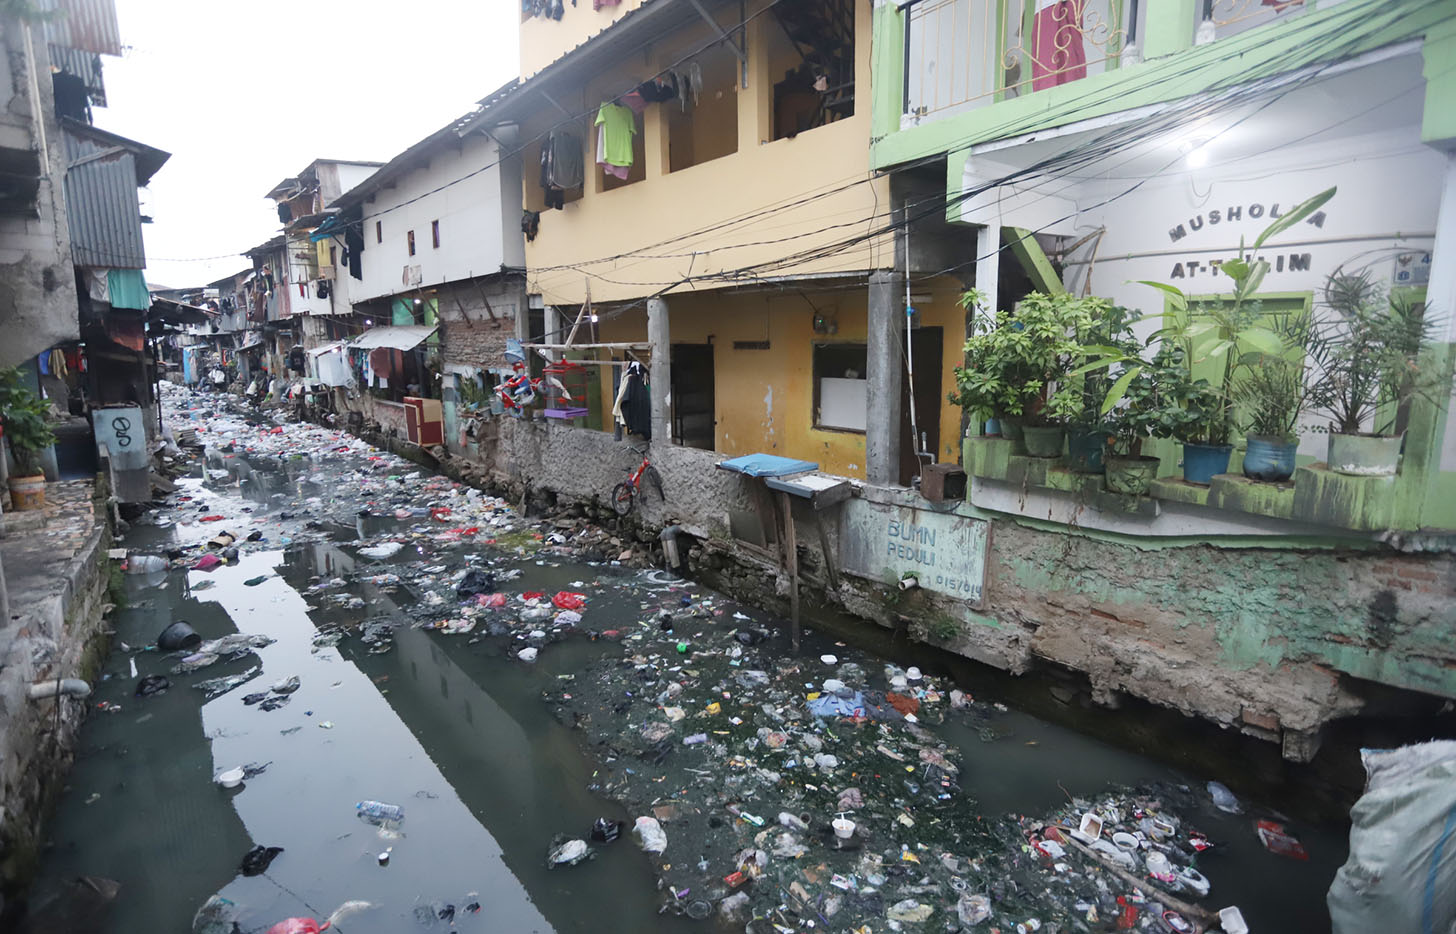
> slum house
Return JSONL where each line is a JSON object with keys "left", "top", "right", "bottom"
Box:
{"left": 314, "top": 91, "right": 527, "bottom": 444}
{"left": 858, "top": 0, "right": 1456, "bottom": 759}
{"left": 474, "top": 0, "right": 982, "bottom": 483}
{"left": 262, "top": 158, "right": 382, "bottom": 358}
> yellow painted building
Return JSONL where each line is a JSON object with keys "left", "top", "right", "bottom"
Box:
{"left": 499, "top": 0, "right": 973, "bottom": 483}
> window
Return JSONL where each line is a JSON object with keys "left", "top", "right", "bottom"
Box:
{"left": 407, "top": 230, "right": 416, "bottom": 256}
{"left": 666, "top": 44, "right": 738, "bottom": 172}
{"left": 375, "top": 220, "right": 382, "bottom": 243}
{"left": 329, "top": 246, "right": 337, "bottom": 266}
{"left": 812, "top": 343, "right": 868, "bottom": 432}
{"left": 431, "top": 220, "right": 440, "bottom": 249}
{"left": 770, "top": 0, "right": 855, "bottom": 141}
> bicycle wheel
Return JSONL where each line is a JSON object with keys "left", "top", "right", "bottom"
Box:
{"left": 644, "top": 465, "right": 664, "bottom": 500}
{"left": 610, "top": 481, "right": 635, "bottom": 516}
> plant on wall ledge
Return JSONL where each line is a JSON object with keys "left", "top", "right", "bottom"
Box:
{"left": 1304, "top": 271, "right": 1439, "bottom": 476}
{"left": 951, "top": 291, "right": 1109, "bottom": 458}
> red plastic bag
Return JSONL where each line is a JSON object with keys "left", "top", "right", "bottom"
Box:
{"left": 193, "top": 553, "right": 223, "bottom": 571}
{"left": 522, "top": 591, "right": 545, "bottom": 602}
{"left": 479, "top": 593, "right": 507, "bottom": 608}
{"left": 266, "top": 919, "right": 321, "bottom": 934}
{"left": 1255, "top": 819, "right": 1308, "bottom": 860}
{"left": 430, "top": 508, "right": 451, "bottom": 522}
{"left": 200, "top": 515, "right": 225, "bottom": 522}
{"left": 552, "top": 592, "right": 586, "bottom": 610}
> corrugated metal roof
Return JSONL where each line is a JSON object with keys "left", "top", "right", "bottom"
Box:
{"left": 348, "top": 325, "right": 437, "bottom": 351}
{"left": 61, "top": 121, "right": 170, "bottom": 269}
{"left": 41, "top": 0, "right": 123, "bottom": 57}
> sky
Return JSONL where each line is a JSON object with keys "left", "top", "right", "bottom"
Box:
{"left": 96, "top": 0, "right": 520, "bottom": 290}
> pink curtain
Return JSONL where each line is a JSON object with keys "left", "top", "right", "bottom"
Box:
{"left": 1031, "top": 1, "right": 1087, "bottom": 92}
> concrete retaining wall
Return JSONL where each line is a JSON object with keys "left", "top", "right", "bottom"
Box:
{"left": 334, "top": 409, "right": 1456, "bottom": 762}
{"left": 0, "top": 481, "right": 112, "bottom": 905}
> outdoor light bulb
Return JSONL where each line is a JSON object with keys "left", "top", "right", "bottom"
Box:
{"left": 1180, "top": 136, "right": 1211, "bottom": 169}
{"left": 590, "top": 313, "right": 599, "bottom": 324}
{"left": 414, "top": 298, "right": 422, "bottom": 305}
{"left": 365, "top": 319, "right": 373, "bottom": 326}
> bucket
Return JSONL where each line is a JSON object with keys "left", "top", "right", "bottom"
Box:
{"left": 1243, "top": 435, "right": 1297, "bottom": 482}
{"left": 1327, "top": 432, "right": 1402, "bottom": 476}
{"left": 1181, "top": 443, "right": 1232, "bottom": 485}
{"left": 157, "top": 621, "right": 202, "bottom": 652}
{"left": 8, "top": 475, "right": 45, "bottom": 511}
{"left": 1067, "top": 430, "right": 1109, "bottom": 474}
{"left": 832, "top": 817, "right": 856, "bottom": 839}
{"left": 1105, "top": 456, "right": 1160, "bottom": 495}
{"left": 1022, "top": 426, "right": 1065, "bottom": 459}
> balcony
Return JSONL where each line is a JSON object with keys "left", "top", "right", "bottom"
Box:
{"left": 901, "top": 0, "right": 1321, "bottom": 124}
{"left": 903, "top": 0, "right": 1145, "bottom": 123}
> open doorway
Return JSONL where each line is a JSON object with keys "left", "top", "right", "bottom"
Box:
{"left": 671, "top": 343, "right": 715, "bottom": 450}
{"left": 899, "top": 327, "right": 942, "bottom": 486}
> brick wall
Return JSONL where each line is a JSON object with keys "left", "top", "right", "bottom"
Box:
{"left": 436, "top": 277, "right": 522, "bottom": 369}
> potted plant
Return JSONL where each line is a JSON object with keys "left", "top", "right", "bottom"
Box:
{"left": 0, "top": 367, "right": 55, "bottom": 510}
{"left": 1099, "top": 358, "right": 1165, "bottom": 494}
{"left": 951, "top": 291, "right": 1099, "bottom": 459}
{"left": 1067, "top": 301, "right": 1141, "bottom": 474}
{"left": 1305, "top": 272, "right": 1436, "bottom": 476}
{"left": 1232, "top": 311, "right": 1313, "bottom": 482}
{"left": 1134, "top": 188, "right": 1335, "bottom": 484}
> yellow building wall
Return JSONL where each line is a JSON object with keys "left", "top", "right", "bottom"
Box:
{"left": 519, "top": 0, "right": 647, "bottom": 80}
{"left": 592, "top": 278, "right": 968, "bottom": 478}
{"left": 521, "top": 0, "right": 889, "bottom": 307}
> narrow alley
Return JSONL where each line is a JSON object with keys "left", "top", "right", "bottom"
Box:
{"left": 24, "top": 385, "right": 1347, "bottom": 932}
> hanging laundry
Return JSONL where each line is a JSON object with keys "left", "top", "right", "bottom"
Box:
{"left": 1030, "top": 0, "right": 1087, "bottom": 91}
{"left": 612, "top": 361, "right": 651, "bottom": 439}
{"left": 540, "top": 129, "right": 584, "bottom": 210}
{"left": 596, "top": 126, "right": 630, "bottom": 180}
{"left": 522, "top": 210, "right": 541, "bottom": 242}
{"left": 636, "top": 74, "right": 678, "bottom": 103}
{"left": 593, "top": 0, "right": 620, "bottom": 9}
{"left": 675, "top": 62, "right": 703, "bottom": 111}
{"left": 594, "top": 102, "right": 636, "bottom": 174}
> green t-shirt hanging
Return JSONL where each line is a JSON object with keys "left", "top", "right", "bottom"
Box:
{"left": 594, "top": 102, "right": 636, "bottom": 168}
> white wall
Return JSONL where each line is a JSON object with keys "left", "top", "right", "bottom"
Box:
{"left": 355, "top": 129, "right": 524, "bottom": 304}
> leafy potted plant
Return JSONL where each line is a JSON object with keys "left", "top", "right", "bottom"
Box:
{"left": 1232, "top": 311, "right": 1312, "bottom": 482}
{"left": 1305, "top": 272, "right": 1436, "bottom": 476}
{"left": 951, "top": 291, "right": 1099, "bottom": 459}
{"left": 0, "top": 367, "right": 55, "bottom": 510}
{"left": 1067, "top": 301, "right": 1141, "bottom": 474}
{"left": 1133, "top": 188, "right": 1335, "bottom": 484}
{"left": 1099, "top": 359, "right": 1164, "bottom": 494}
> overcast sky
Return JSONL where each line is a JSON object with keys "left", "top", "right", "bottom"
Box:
{"left": 96, "top": 0, "right": 519, "bottom": 290}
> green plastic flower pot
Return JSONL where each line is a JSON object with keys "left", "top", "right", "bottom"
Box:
{"left": 1105, "top": 455, "right": 1160, "bottom": 495}
{"left": 1022, "top": 426, "right": 1065, "bottom": 459}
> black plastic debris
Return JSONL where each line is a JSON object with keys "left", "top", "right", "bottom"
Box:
{"left": 135, "top": 675, "right": 171, "bottom": 697}
{"left": 240, "top": 845, "right": 283, "bottom": 876}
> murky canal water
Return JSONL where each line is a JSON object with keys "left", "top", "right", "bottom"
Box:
{"left": 25, "top": 401, "right": 1350, "bottom": 932}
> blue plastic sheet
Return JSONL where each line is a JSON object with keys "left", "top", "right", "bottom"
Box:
{"left": 717, "top": 453, "right": 819, "bottom": 478}
{"left": 808, "top": 692, "right": 864, "bottom": 718}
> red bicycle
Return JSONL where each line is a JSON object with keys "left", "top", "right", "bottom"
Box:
{"left": 611, "top": 447, "right": 664, "bottom": 516}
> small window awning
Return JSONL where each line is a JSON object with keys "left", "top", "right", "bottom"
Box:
{"left": 307, "top": 340, "right": 347, "bottom": 356}
{"left": 347, "top": 324, "right": 437, "bottom": 351}
{"left": 716, "top": 453, "right": 819, "bottom": 477}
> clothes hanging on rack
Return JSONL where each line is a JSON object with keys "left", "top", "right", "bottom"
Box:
{"left": 613, "top": 361, "right": 651, "bottom": 439}
{"left": 675, "top": 62, "right": 703, "bottom": 111}
{"left": 594, "top": 102, "right": 636, "bottom": 177}
{"left": 540, "top": 129, "right": 584, "bottom": 210}
{"left": 636, "top": 73, "right": 678, "bottom": 103}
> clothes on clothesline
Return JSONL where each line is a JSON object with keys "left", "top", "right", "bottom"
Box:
{"left": 612, "top": 361, "right": 651, "bottom": 439}
{"left": 540, "top": 128, "right": 584, "bottom": 210}
{"left": 594, "top": 102, "right": 636, "bottom": 178}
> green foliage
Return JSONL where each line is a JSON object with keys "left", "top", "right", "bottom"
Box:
{"left": 950, "top": 292, "right": 1112, "bottom": 427}
{"left": 1232, "top": 311, "right": 1313, "bottom": 441}
{"left": 1305, "top": 272, "right": 1438, "bottom": 436}
{"left": 1082, "top": 188, "right": 1337, "bottom": 447}
{"left": 926, "top": 614, "right": 958, "bottom": 642}
{"left": 0, "top": 367, "right": 54, "bottom": 475}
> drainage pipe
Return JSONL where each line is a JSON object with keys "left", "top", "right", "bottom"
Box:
{"left": 28, "top": 679, "right": 92, "bottom": 701}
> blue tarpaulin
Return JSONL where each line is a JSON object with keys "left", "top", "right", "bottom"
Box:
{"left": 107, "top": 268, "right": 150, "bottom": 310}
{"left": 716, "top": 453, "right": 819, "bottom": 477}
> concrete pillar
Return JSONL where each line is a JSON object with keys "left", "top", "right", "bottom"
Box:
{"left": 543, "top": 304, "right": 563, "bottom": 362}
{"left": 647, "top": 296, "right": 671, "bottom": 444}
{"left": 866, "top": 271, "right": 904, "bottom": 485}
{"left": 976, "top": 224, "right": 1000, "bottom": 322}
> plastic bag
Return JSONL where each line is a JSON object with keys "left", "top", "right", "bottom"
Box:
{"left": 552, "top": 591, "right": 586, "bottom": 610}
{"left": 632, "top": 816, "right": 667, "bottom": 854}
{"left": 1328, "top": 740, "right": 1456, "bottom": 934}
{"left": 266, "top": 920, "right": 321, "bottom": 934}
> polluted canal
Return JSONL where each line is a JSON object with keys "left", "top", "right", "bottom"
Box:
{"left": 26, "top": 389, "right": 1346, "bottom": 933}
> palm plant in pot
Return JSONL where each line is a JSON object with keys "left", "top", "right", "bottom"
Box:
{"left": 951, "top": 291, "right": 1097, "bottom": 458}
{"left": 1231, "top": 311, "right": 1313, "bottom": 482}
{"left": 0, "top": 367, "right": 55, "bottom": 510}
{"left": 1305, "top": 272, "right": 1437, "bottom": 476}
{"left": 1067, "top": 301, "right": 1141, "bottom": 474}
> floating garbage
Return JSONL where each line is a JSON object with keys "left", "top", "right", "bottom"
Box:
{"left": 240, "top": 844, "right": 283, "bottom": 876}
{"left": 359, "top": 542, "right": 404, "bottom": 560}
{"left": 194, "top": 666, "right": 261, "bottom": 700}
{"left": 1207, "top": 780, "right": 1242, "bottom": 813}
{"left": 632, "top": 816, "right": 667, "bottom": 854}
{"left": 547, "top": 837, "right": 591, "bottom": 867}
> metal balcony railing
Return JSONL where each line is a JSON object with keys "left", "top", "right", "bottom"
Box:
{"left": 903, "top": 0, "right": 1142, "bottom": 121}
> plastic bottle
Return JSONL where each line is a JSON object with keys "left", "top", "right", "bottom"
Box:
{"left": 127, "top": 555, "right": 167, "bottom": 574}
{"left": 355, "top": 800, "right": 404, "bottom": 822}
